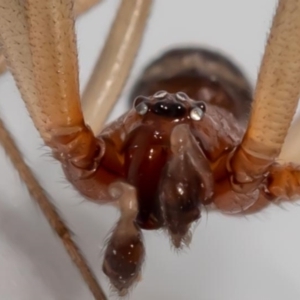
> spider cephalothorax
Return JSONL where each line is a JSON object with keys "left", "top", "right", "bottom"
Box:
{"left": 1, "top": 0, "right": 300, "bottom": 299}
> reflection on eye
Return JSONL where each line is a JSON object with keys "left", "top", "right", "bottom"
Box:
{"left": 154, "top": 90, "right": 168, "bottom": 98}
{"left": 135, "top": 102, "right": 148, "bottom": 115}
{"left": 175, "top": 92, "right": 188, "bottom": 101}
{"left": 190, "top": 106, "right": 204, "bottom": 121}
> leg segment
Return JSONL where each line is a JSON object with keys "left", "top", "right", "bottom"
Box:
{"left": 0, "top": 1, "right": 113, "bottom": 298}
{"left": 0, "top": 117, "right": 107, "bottom": 300}
{"left": 82, "top": 0, "right": 153, "bottom": 135}
{"left": 0, "top": 0, "right": 104, "bottom": 77}
{"left": 0, "top": 0, "right": 101, "bottom": 173}
{"left": 268, "top": 163, "right": 300, "bottom": 200}
{"left": 74, "top": 0, "right": 103, "bottom": 15}
{"left": 278, "top": 114, "right": 300, "bottom": 164}
{"left": 231, "top": 0, "right": 300, "bottom": 190}
{"left": 0, "top": 49, "right": 5, "bottom": 75}
{"left": 243, "top": 163, "right": 300, "bottom": 213}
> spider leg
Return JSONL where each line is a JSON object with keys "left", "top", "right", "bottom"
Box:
{"left": 74, "top": 0, "right": 103, "bottom": 15}
{"left": 0, "top": 0, "right": 103, "bottom": 77}
{"left": 0, "top": 0, "right": 100, "bottom": 167}
{"left": 0, "top": 49, "right": 5, "bottom": 75}
{"left": 0, "top": 0, "right": 107, "bottom": 298}
{"left": 0, "top": 117, "right": 107, "bottom": 300}
{"left": 231, "top": 0, "right": 300, "bottom": 190}
{"left": 278, "top": 114, "right": 300, "bottom": 163}
{"left": 241, "top": 161, "right": 300, "bottom": 212}
{"left": 267, "top": 163, "right": 300, "bottom": 200}
{"left": 0, "top": 0, "right": 100, "bottom": 75}
{"left": 227, "top": 160, "right": 300, "bottom": 214}
{"left": 82, "top": 0, "right": 153, "bottom": 135}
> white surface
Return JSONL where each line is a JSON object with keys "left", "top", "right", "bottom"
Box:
{"left": 1, "top": 0, "right": 300, "bottom": 300}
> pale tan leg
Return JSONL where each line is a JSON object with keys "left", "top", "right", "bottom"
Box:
{"left": 0, "top": 0, "right": 103, "bottom": 77}
{"left": 0, "top": 0, "right": 107, "bottom": 298}
{"left": 278, "top": 114, "right": 300, "bottom": 163}
{"left": 0, "top": 49, "right": 5, "bottom": 75}
{"left": 74, "top": 0, "right": 103, "bottom": 15}
{"left": 231, "top": 0, "right": 300, "bottom": 182}
{"left": 0, "top": 118, "right": 107, "bottom": 300}
{"left": 82, "top": 0, "right": 153, "bottom": 135}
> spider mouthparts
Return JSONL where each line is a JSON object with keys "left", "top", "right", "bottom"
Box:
{"left": 102, "top": 220, "right": 145, "bottom": 295}
{"left": 103, "top": 182, "right": 145, "bottom": 294}
{"left": 169, "top": 230, "right": 193, "bottom": 249}
{"left": 158, "top": 124, "right": 214, "bottom": 248}
{"left": 159, "top": 149, "right": 202, "bottom": 249}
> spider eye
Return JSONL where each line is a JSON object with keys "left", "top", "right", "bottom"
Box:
{"left": 133, "top": 96, "right": 149, "bottom": 115}
{"left": 154, "top": 90, "right": 168, "bottom": 99}
{"left": 152, "top": 102, "right": 186, "bottom": 118}
{"left": 190, "top": 102, "right": 206, "bottom": 121}
{"left": 175, "top": 92, "right": 188, "bottom": 101}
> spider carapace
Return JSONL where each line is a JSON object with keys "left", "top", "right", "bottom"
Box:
{"left": 59, "top": 48, "right": 262, "bottom": 294}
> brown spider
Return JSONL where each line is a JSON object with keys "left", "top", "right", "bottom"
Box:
{"left": 0, "top": 0, "right": 300, "bottom": 300}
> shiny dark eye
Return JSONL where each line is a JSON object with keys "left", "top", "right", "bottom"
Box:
{"left": 190, "top": 102, "right": 206, "bottom": 121}
{"left": 152, "top": 102, "right": 186, "bottom": 118}
{"left": 133, "top": 96, "right": 149, "bottom": 115}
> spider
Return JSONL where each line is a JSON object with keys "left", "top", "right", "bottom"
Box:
{"left": 1, "top": 0, "right": 300, "bottom": 300}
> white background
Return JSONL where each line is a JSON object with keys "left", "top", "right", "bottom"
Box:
{"left": 1, "top": 0, "right": 300, "bottom": 299}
